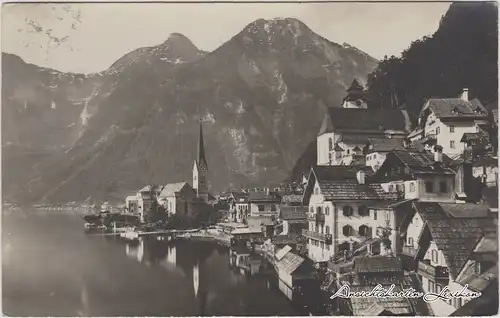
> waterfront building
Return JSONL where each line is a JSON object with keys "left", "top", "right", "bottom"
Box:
{"left": 158, "top": 182, "right": 197, "bottom": 215}
{"left": 136, "top": 185, "right": 165, "bottom": 222}
{"left": 302, "top": 165, "right": 398, "bottom": 263}
{"left": 228, "top": 191, "right": 249, "bottom": 223}
{"left": 279, "top": 206, "right": 308, "bottom": 236}
{"left": 408, "top": 89, "right": 490, "bottom": 158}
{"left": 398, "top": 201, "right": 496, "bottom": 316}
{"left": 316, "top": 80, "right": 410, "bottom": 166}
{"left": 274, "top": 245, "right": 318, "bottom": 301}
{"left": 246, "top": 191, "right": 281, "bottom": 229}
{"left": 125, "top": 194, "right": 139, "bottom": 214}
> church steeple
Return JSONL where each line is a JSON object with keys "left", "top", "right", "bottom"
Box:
{"left": 193, "top": 119, "right": 209, "bottom": 200}
{"left": 197, "top": 119, "right": 208, "bottom": 171}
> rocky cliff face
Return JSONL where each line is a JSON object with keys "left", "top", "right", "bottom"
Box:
{"left": 2, "top": 18, "right": 378, "bottom": 204}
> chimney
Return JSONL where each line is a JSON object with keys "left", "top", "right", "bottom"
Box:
{"left": 356, "top": 168, "right": 366, "bottom": 185}
{"left": 434, "top": 145, "right": 443, "bottom": 163}
{"left": 461, "top": 88, "right": 469, "bottom": 101}
{"left": 266, "top": 187, "right": 270, "bottom": 195}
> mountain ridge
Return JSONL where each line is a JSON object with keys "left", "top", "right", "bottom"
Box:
{"left": 2, "top": 18, "right": 379, "bottom": 204}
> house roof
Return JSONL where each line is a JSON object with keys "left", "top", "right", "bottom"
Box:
{"left": 460, "top": 132, "right": 484, "bottom": 143}
{"left": 366, "top": 137, "right": 406, "bottom": 153}
{"left": 423, "top": 98, "right": 488, "bottom": 119}
{"left": 280, "top": 206, "right": 307, "bottom": 220}
{"left": 318, "top": 107, "right": 408, "bottom": 136}
{"left": 231, "top": 191, "right": 248, "bottom": 201}
{"left": 413, "top": 201, "right": 494, "bottom": 279}
{"left": 248, "top": 191, "right": 281, "bottom": 203}
{"left": 347, "top": 284, "right": 414, "bottom": 316}
{"left": 311, "top": 166, "right": 395, "bottom": 201}
{"left": 339, "top": 135, "right": 370, "bottom": 145}
{"left": 159, "top": 182, "right": 190, "bottom": 197}
{"left": 353, "top": 256, "right": 403, "bottom": 273}
{"left": 275, "top": 247, "right": 305, "bottom": 275}
{"left": 281, "top": 194, "right": 303, "bottom": 205}
{"left": 139, "top": 185, "right": 164, "bottom": 193}
{"left": 392, "top": 150, "right": 455, "bottom": 175}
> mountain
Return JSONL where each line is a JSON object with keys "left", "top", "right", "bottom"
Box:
{"left": 3, "top": 18, "right": 378, "bottom": 204}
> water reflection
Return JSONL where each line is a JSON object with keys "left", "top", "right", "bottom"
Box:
{"left": 3, "top": 209, "right": 309, "bottom": 316}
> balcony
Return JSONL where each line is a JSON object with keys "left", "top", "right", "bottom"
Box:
{"left": 417, "top": 261, "right": 449, "bottom": 281}
{"left": 302, "top": 229, "right": 332, "bottom": 244}
{"left": 306, "top": 212, "right": 325, "bottom": 223}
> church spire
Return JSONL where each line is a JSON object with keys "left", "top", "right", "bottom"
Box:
{"left": 197, "top": 119, "right": 208, "bottom": 170}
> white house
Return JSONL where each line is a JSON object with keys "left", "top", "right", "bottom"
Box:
{"left": 398, "top": 201, "right": 495, "bottom": 316}
{"left": 316, "top": 81, "right": 410, "bottom": 167}
{"left": 302, "top": 165, "right": 398, "bottom": 263}
{"left": 410, "top": 88, "right": 489, "bottom": 158}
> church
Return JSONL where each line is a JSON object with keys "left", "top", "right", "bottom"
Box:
{"left": 192, "top": 119, "right": 211, "bottom": 202}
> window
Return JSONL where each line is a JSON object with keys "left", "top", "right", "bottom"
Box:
{"left": 325, "top": 206, "right": 330, "bottom": 215}
{"left": 450, "top": 140, "right": 456, "bottom": 149}
{"left": 314, "top": 187, "right": 319, "bottom": 195}
{"left": 407, "top": 237, "right": 414, "bottom": 246}
{"left": 343, "top": 225, "right": 353, "bottom": 237}
{"left": 343, "top": 206, "right": 354, "bottom": 217}
{"left": 358, "top": 205, "right": 369, "bottom": 217}
{"left": 316, "top": 206, "right": 322, "bottom": 214}
{"left": 425, "top": 181, "right": 434, "bottom": 193}
{"left": 388, "top": 185, "right": 395, "bottom": 192}
{"left": 310, "top": 206, "right": 314, "bottom": 213}
{"left": 439, "top": 181, "right": 447, "bottom": 193}
{"left": 309, "top": 223, "right": 313, "bottom": 231}
{"left": 320, "top": 242, "right": 325, "bottom": 249}
{"left": 436, "top": 127, "right": 440, "bottom": 135}
{"left": 325, "top": 226, "right": 330, "bottom": 235}
{"left": 373, "top": 210, "right": 378, "bottom": 220}
{"left": 436, "top": 284, "right": 442, "bottom": 294}
{"left": 474, "top": 261, "right": 481, "bottom": 275}
{"left": 258, "top": 205, "right": 265, "bottom": 212}
{"left": 432, "top": 250, "right": 439, "bottom": 263}
{"left": 359, "top": 225, "right": 370, "bottom": 237}
{"left": 328, "top": 138, "right": 333, "bottom": 151}
{"left": 271, "top": 204, "right": 277, "bottom": 212}
{"left": 450, "top": 125, "right": 455, "bottom": 133}
{"left": 347, "top": 149, "right": 350, "bottom": 155}
{"left": 410, "top": 182, "right": 416, "bottom": 192}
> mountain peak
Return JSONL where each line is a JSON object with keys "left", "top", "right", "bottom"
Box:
{"left": 245, "top": 17, "right": 310, "bottom": 35}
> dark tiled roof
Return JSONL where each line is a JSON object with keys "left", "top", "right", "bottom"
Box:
{"left": 280, "top": 206, "right": 307, "bottom": 220}
{"left": 353, "top": 256, "right": 403, "bottom": 273}
{"left": 325, "top": 108, "right": 408, "bottom": 132}
{"left": 319, "top": 180, "right": 397, "bottom": 201}
{"left": 281, "top": 194, "right": 303, "bottom": 205}
{"left": 425, "top": 98, "right": 488, "bottom": 119}
{"left": 367, "top": 137, "right": 405, "bottom": 152}
{"left": 460, "top": 132, "right": 483, "bottom": 142}
{"left": 348, "top": 284, "right": 414, "bottom": 316}
{"left": 248, "top": 192, "right": 281, "bottom": 203}
{"left": 231, "top": 191, "right": 248, "bottom": 201}
{"left": 440, "top": 203, "right": 491, "bottom": 218}
{"left": 413, "top": 202, "right": 493, "bottom": 279}
{"left": 393, "top": 150, "right": 455, "bottom": 174}
{"left": 311, "top": 166, "right": 393, "bottom": 201}
{"left": 339, "top": 135, "right": 370, "bottom": 144}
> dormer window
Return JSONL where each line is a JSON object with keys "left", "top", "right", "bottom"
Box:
{"left": 451, "top": 106, "right": 460, "bottom": 115}
{"left": 474, "top": 107, "right": 484, "bottom": 114}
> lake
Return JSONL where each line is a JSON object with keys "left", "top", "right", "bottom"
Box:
{"left": 2, "top": 209, "right": 311, "bottom": 316}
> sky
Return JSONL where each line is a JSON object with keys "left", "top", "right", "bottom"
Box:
{"left": 2, "top": 1, "right": 451, "bottom": 74}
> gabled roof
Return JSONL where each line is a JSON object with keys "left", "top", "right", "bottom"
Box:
{"left": 230, "top": 191, "right": 248, "bottom": 201}
{"left": 139, "top": 185, "right": 164, "bottom": 193}
{"left": 280, "top": 206, "right": 307, "bottom": 220}
{"left": 318, "top": 107, "right": 408, "bottom": 136}
{"left": 422, "top": 98, "right": 488, "bottom": 119}
{"left": 159, "top": 182, "right": 192, "bottom": 197}
{"left": 392, "top": 150, "right": 455, "bottom": 175}
{"left": 413, "top": 201, "right": 494, "bottom": 279}
{"left": 309, "top": 166, "right": 396, "bottom": 201}
{"left": 275, "top": 246, "right": 305, "bottom": 275}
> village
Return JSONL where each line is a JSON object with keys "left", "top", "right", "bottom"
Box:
{"left": 83, "top": 80, "right": 499, "bottom": 316}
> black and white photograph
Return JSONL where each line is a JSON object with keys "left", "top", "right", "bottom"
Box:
{"left": 1, "top": 1, "right": 498, "bottom": 316}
